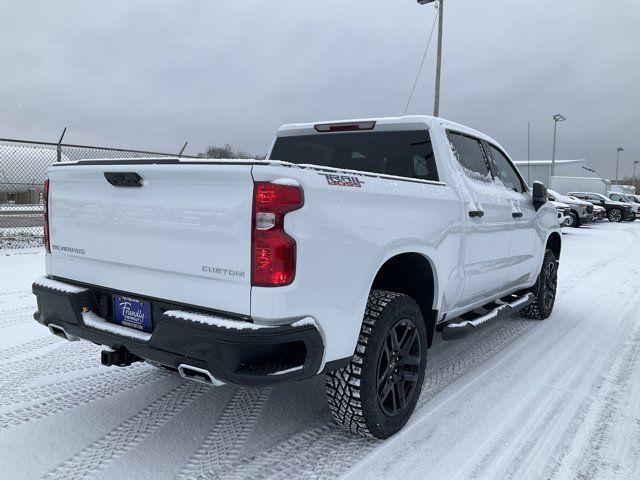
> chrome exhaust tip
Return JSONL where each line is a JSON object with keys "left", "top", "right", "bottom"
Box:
{"left": 177, "top": 364, "right": 224, "bottom": 386}
{"left": 48, "top": 323, "right": 80, "bottom": 342}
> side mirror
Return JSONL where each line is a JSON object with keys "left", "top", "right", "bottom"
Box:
{"left": 532, "top": 181, "right": 547, "bottom": 211}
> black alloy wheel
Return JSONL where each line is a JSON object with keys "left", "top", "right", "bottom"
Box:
{"left": 541, "top": 260, "right": 557, "bottom": 311}
{"left": 608, "top": 209, "right": 622, "bottom": 222}
{"left": 519, "top": 249, "right": 558, "bottom": 320}
{"left": 376, "top": 318, "right": 421, "bottom": 417}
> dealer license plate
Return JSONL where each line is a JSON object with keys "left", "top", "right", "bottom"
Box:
{"left": 112, "top": 295, "right": 152, "bottom": 333}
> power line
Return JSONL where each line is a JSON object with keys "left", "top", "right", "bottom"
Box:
{"left": 403, "top": 12, "right": 439, "bottom": 116}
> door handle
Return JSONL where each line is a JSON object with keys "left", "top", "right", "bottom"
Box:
{"left": 512, "top": 212, "right": 523, "bottom": 219}
{"left": 468, "top": 210, "right": 484, "bottom": 218}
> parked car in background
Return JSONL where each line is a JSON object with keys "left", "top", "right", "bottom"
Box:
{"left": 566, "top": 195, "right": 606, "bottom": 221}
{"left": 550, "top": 200, "right": 571, "bottom": 227}
{"left": 569, "top": 192, "right": 634, "bottom": 222}
{"left": 590, "top": 203, "right": 607, "bottom": 221}
{"left": 547, "top": 189, "right": 593, "bottom": 227}
{"left": 627, "top": 193, "right": 640, "bottom": 204}
{"left": 608, "top": 192, "right": 640, "bottom": 219}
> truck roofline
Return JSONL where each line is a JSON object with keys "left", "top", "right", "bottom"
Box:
{"left": 275, "top": 115, "right": 507, "bottom": 156}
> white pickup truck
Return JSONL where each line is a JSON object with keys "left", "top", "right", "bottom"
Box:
{"left": 32, "top": 116, "right": 561, "bottom": 438}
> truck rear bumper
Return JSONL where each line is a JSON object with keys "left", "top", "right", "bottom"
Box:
{"left": 32, "top": 276, "right": 325, "bottom": 386}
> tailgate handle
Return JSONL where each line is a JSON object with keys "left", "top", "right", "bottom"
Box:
{"left": 104, "top": 172, "right": 143, "bottom": 187}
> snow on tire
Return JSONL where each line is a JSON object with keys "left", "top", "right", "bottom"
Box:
{"left": 325, "top": 290, "right": 427, "bottom": 439}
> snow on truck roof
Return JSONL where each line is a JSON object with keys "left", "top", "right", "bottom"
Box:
{"left": 276, "top": 115, "right": 507, "bottom": 152}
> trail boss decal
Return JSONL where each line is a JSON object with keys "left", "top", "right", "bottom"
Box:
{"left": 319, "top": 173, "right": 364, "bottom": 188}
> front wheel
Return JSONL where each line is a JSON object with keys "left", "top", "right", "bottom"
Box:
{"left": 519, "top": 249, "right": 558, "bottom": 320}
{"left": 608, "top": 208, "right": 623, "bottom": 222}
{"left": 566, "top": 211, "right": 579, "bottom": 228}
{"left": 325, "top": 290, "right": 427, "bottom": 439}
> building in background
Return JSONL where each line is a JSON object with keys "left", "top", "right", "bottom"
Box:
{"left": 514, "top": 159, "right": 600, "bottom": 186}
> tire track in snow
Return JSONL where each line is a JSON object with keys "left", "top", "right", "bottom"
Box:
{"left": 546, "top": 313, "right": 640, "bottom": 479}
{"left": 0, "top": 365, "right": 169, "bottom": 429}
{"left": 177, "top": 387, "right": 272, "bottom": 479}
{"left": 512, "top": 297, "right": 640, "bottom": 480}
{"left": 0, "top": 306, "right": 37, "bottom": 328}
{"left": 0, "top": 289, "right": 30, "bottom": 297}
{"left": 0, "top": 305, "right": 35, "bottom": 316}
{"left": 0, "top": 335, "right": 59, "bottom": 363}
{"left": 222, "top": 424, "right": 372, "bottom": 480}
{"left": 450, "top": 308, "right": 603, "bottom": 479}
{"left": 205, "top": 318, "right": 538, "bottom": 480}
{"left": 419, "top": 317, "right": 536, "bottom": 407}
{"left": 446, "top": 246, "right": 640, "bottom": 480}
{"left": 247, "top": 234, "right": 631, "bottom": 480}
{"left": 42, "top": 381, "right": 209, "bottom": 480}
{"left": 0, "top": 340, "right": 101, "bottom": 391}
{"left": 0, "top": 367, "right": 132, "bottom": 408}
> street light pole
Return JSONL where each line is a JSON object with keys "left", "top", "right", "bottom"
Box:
{"left": 615, "top": 147, "right": 624, "bottom": 183}
{"left": 433, "top": 0, "right": 444, "bottom": 117}
{"left": 417, "top": 0, "right": 443, "bottom": 117}
{"left": 633, "top": 160, "right": 639, "bottom": 187}
{"left": 551, "top": 114, "right": 566, "bottom": 179}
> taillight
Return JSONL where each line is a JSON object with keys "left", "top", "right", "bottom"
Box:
{"left": 43, "top": 178, "right": 50, "bottom": 253}
{"left": 251, "top": 182, "right": 303, "bottom": 287}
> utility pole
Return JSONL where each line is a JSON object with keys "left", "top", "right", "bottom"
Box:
{"left": 527, "top": 121, "right": 531, "bottom": 185}
{"left": 416, "top": 0, "right": 443, "bottom": 117}
{"left": 433, "top": 0, "right": 444, "bottom": 117}
{"left": 615, "top": 147, "right": 624, "bottom": 182}
{"left": 551, "top": 114, "right": 566, "bottom": 178}
{"left": 633, "top": 160, "right": 638, "bottom": 187}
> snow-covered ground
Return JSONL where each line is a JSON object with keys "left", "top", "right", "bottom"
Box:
{"left": 1, "top": 222, "right": 639, "bottom": 480}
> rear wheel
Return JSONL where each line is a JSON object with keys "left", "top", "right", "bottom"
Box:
{"left": 608, "top": 208, "right": 623, "bottom": 222}
{"left": 325, "top": 290, "right": 427, "bottom": 439}
{"left": 519, "top": 249, "right": 558, "bottom": 320}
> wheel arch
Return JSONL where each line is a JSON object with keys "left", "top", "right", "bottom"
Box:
{"left": 546, "top": 231, "right": 561, "bottom": 260}
{"left": 370, "top": 252, "right": 439, "bottom": 347}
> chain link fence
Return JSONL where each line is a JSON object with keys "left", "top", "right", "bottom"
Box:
{"left": 0, "top": 137, "right": 193, "bottom": 249}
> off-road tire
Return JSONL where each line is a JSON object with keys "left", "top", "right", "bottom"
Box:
{"left": 325, "top": 290, "right": 427, "bottom": 439}
{"left": 608, "top": 208, "right": 623, "bottom": 222}
{"left": 519, "top": 249, "right": 558, "bottom": 320}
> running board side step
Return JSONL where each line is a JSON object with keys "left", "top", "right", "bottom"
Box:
{"left": 441, "top": 293, "right": 535, "bottom": 341}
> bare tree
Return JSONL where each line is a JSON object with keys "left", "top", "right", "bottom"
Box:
{"left": 198, "top": 144, "right": 265, "bottom": 160}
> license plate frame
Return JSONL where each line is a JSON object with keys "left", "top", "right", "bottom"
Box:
{"left": 112, "top": 295, "right": 153, "bottom": 333}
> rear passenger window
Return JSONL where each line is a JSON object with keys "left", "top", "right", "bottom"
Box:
{"left": 487, "top": 145, "right": 525, "bottom": 193}
{"left": 447, "top": 132, "right": 491, "bottom": 181}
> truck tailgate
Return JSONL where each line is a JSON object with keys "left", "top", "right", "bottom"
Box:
{"left": 47, "top": 161, "right": 254, "bottom": 315}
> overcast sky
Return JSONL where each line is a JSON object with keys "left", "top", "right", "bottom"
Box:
{"left": 1, "top": 0, "right": 638, "bottom": 178}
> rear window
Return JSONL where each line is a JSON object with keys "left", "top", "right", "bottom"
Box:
{"left": 270, "top": 130, "right": 438, "bottom": 181}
